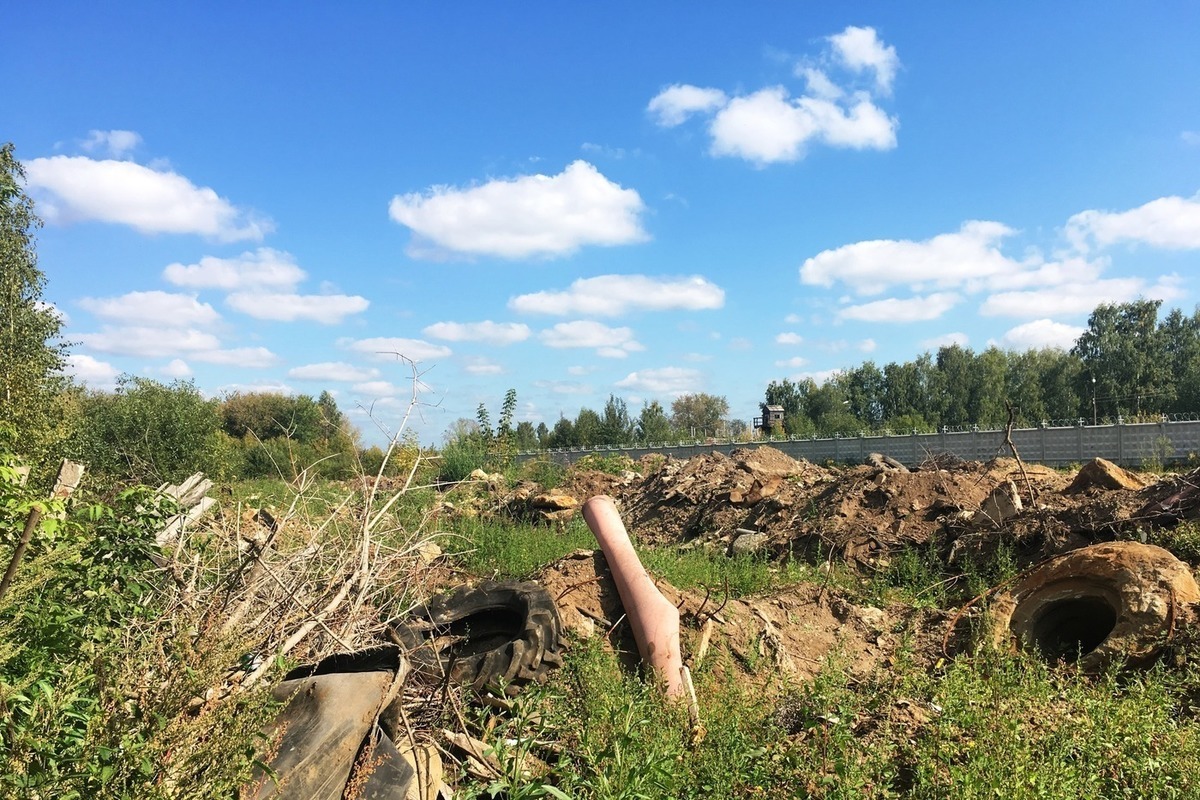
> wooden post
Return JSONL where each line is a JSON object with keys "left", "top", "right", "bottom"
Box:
{"left": 0, "top": 460, "right": 85, "bottom": 603}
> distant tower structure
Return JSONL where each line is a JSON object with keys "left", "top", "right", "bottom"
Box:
{"left": 753, "top": 404, "right": 785, "bottom": 436}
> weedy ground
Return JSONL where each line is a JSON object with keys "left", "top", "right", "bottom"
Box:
{"left": 5, "top": 452, "right": 1200, "bottom": 799}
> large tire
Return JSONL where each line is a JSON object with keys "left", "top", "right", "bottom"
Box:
{"left": 390, "top": 580, "right": 564, "bottom": 694}
{"left": 989, "top": 541, "right": 1200, "bottom": 671}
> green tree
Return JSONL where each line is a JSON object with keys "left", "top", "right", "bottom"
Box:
{"left": 671, "top": 393, "right": 729, "bottom": 438}
{"left": 636, "top": 400, "right": 674, "bottom": 442}
{"left": 70, "top": 377, "right": 230, "bottom": 483}
{"left": 598, "top": 395, "right": 634, "bottom": 445}
{"left": 573, "top": 408, "right": 602, "bottom": 446}
{"left": 0, "top": 143, "right": 70, "bottom": 462}
{"left": 1073, "top": 300, "right": 1170, "bottom": 419}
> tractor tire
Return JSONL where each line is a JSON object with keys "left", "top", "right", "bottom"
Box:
{"left": 390, "top": 580, "right": 564, "bottom": 694}
{"left": 989, "top": 541, "right": 1200, "bottom": 671}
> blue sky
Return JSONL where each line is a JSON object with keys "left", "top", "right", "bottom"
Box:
{"left": 7, "top": 3, "right": 1200, "bottom": 445}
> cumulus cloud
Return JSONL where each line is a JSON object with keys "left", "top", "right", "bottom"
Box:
{"left": 389, "top": 160, "right": 648, "bottom": 259}
{"left": 920, "top": 332, "right": 970, "bottom": 350}
{"left": 647, "top": 84, "right": 728, "bottom": 126}
{"left": 509, "top": 274, "right": 724, "bottom": 316}
{"left": 79, "top": 290, "right": 220, "bottom": 328}
{"left": 774, "top": 356, "right": 809, "bottom": 368}
{"left": 76, "top": 326, "right": 222, "bottom": 357}
{"left": 615, "top": 367, "right": 702, "bottom": 395}
{"left": 1066, "top": 193, "right": 1200, "bottom": 252}
{"left": 649, "top": 26, "right": 900, "bottom": 165}
{"left": 226, "top": 292, "right": 369, "bottom": 324}
{"left": 709, "top": 87, "right": 896, "bottom": 164}
{"left": 462, "top": 356, "right": 504, "bottom": 376}
{"left": 81, "top": 129, "right": 142, "bottom": 158}
{"left": 533, "top": 380, "right": 592, "bottom": 395}
{"left": 801, "top": 221, "right": 1017, "bottom": 295}
{"left": 980, "top": 276, "right": 1184, "bottom": 318}
{"left": 161, "top": 359, "right": 192, "bottom": 378}
{"left": 66, "top": 353, "right": 119, "bottom": 387}
{"left": 163, "top": 248, "right": 306, "bottom": 290}
{"left": 25, "top": 156, "right": 271, "bottom": 241}
{"left": 837, "top": 292, "right": 961, "bottom": 323}
{"left": 288, "top": 362, "right": 380, "bottom": 382}
{"left": 422, "top": 320, "right": 531, "bottom": 344}
{"left": 828, "top": 26, "right": 899, "bottom": 93}
{"left": 858, "top": 338, "right": 877, "bottom": 353}
{"left": 352, "top": 381, "right": 403, "bottom": 397}
{"left": 191, "top": 347, "right": 279, "bottom": 368}
{"left": 775, "top": 332, "right": 804, "bottom": 345}
{"left": 340, "top": 337, "right": 453, "bottom": 362}
{"left": 538, "top": 321, "right": 643, "bottom": 358}
{"left": 996, "top": 320, "right": 1086, "bottom": 351}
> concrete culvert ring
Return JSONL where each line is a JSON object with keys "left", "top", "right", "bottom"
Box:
{"left": 989, "top": 541, "right": 1200, "bottom": 671}
{"left": 390, "top": 580, "right": 564, "bottom": 694}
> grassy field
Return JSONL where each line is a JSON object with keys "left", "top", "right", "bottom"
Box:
{"left": 4, "top": 458, "right": 1200, "bottom": 799}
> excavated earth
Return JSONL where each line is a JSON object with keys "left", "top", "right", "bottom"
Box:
{"left": 472, "top": 447, "right": 1200, "bottom": 682}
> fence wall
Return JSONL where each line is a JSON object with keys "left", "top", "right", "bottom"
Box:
{"left": 518, "top": 419, "right": 1200, "bottom": 469}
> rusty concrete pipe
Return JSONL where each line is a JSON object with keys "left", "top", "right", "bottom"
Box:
{"left": 582, "top": 495, "right": 684, "bottom": 698}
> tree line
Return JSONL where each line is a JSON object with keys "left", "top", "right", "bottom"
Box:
{"left": 763, "top": 299, "right": 1200, "bottom": 438}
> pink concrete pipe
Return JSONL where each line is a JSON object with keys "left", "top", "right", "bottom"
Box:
{"left": 582, "top": 495, "right": 684, "bottom": 698}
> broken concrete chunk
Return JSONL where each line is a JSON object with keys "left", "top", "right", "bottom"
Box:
{"left": 1066, "top": 457, "right": 1149, "bottom": 493}
{"left": 977, "top": 480, "right": 1023, "bottom": 526}
{"left": 730, "top": 531, "right": 770, "bottom": 556}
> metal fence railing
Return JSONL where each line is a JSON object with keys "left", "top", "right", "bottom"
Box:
{"left": 517, "top": 418, "right": 1200, "bottom": 469}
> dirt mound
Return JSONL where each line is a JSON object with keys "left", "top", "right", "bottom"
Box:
{"left": 536, "top": 548, "right": 947, "bottom": 684}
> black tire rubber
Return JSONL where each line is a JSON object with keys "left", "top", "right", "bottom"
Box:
{"left": 390, "top": 580, "right": 564, "bottom": 694}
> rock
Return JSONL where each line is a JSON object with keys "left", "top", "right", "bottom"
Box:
{"left": 857, "top": 606, "right": 887, "bottom": 631}
{"left": 866, "top": 452, "right": 909, "bottom": 473}
{"left": 977, "top": 480, "right": 1023, "bottom": 526}
{"left": 467, "top": 468, "right": 490, "bottom": 482}
{"left": 531, "top": 491, "right": 579, "bottom": 511}
{"left": 1066, "top": 457, "right": 1148, "bottom": 493}
{"left": 730, "top": 531, "right": 770, "bottom": 556}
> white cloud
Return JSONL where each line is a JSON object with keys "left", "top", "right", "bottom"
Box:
{"left": 422, "top": 320, "right": 531, "bottom": 344}
{"left": 341, "top": 337, "right": 453, "bottom": 362}
{"left": 163, "top": 248, "right": 306, "bottom": 290}
{"left": 647, "top": 84, "right": 729, "bottom": 126}
{"left": 66, "top": 353, "right": 119, "bottom": 386}
{"left": 352, "top": 381, "right": 403, "bottom": 397}
{"left": 792, "top": 369, "right": 842, "bottom": 385}
{"left": 76, "top": 326, "right": 222, "bottom": 357}
{"left": 79, "top": 290, "right": 220, "bottom": 327}
{"left": 533, "top": 380, "right": 593, "bottom": 395}
{"left": 615, "top": 367, "right": 702, "bottom": 396}
{"left": 566, "top": 365, "right": 593, "bottom": 376}
{"left": 389, "top": 160, "right": 648, "bottom": 259}
{"left": 980, "top": 276, "right": 1184, "bottom": 318}
{"left": 996, "top": 320, "right": 1086, "bottom": 351}
{"left": 538, "top": 321, "right": 643, "bottom": 357}
{"left": 828, "top": 26, "right": 899, "bottom": 93}
{"left": 801, "top": 221, "right": 1017, "bottom": 295}
{"left": 920, "top": 332, "right": 970, "bottom": 350}
{"left": 217, "top": 380, "right": 293, "bottom": 396}
{"left": 1183, "top": 131, "right": 1200, "bottom": 147}
{"left": 81, "top": 129, "right": 142, "bottom": 158}
{"left": 799, "top": 68, "right": 843, "bottom": 100}
{"left": 226, "top": 292, "right": 369, "bottom": 324}
{"left": 708, "top": 87, "right": 896, "bottom": 164}
{"left": 858, "top": 338, "right": 877, "bottom": 353}
{"left": 288, "top": 362, "right": 380, "bottom": 382}
{"left": 838, "top": 292, "right": 961, "bottom": 322}
{"left": 161, "top": 359, "right": 192, "bottom": 378}
{"left": 192, "top": 347, "right": 279, "bottom": 368}
{"left": 774, "top": 356, "right": 809, "bottom": 368}
{"left": 462, "top": 356, "right": 504, "bottom": 375}
{"left": 25, "top": 156, "right": 271, "bottom": 241}
{"left": 509, "top": 274, "right": 724, "bottom": 316}
{"left": 775, "top": 332, "right": 804, "bottom": 345}
{"left": 1066, "top": 193, "right": 1200, "bottom": 251}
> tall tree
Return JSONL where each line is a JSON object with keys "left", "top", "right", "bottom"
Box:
{"left": 598, "top": 394, "right": 633, "bottom": 445}
{"left": 1073, "top": 300, "right": 1170, "bottom": 419}
{"left": 635, "top": 400, "right": 674, "bottom": 442}
{"left": 671, "top": 392, "right": 729, "bottom": 437}
{"left": 0, "top": 143, "right": 70, "bottom": 460}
